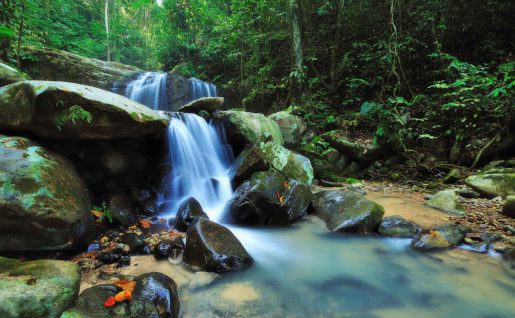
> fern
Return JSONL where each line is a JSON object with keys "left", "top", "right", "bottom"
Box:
{"left": 55, "top": 105, "right": 92, "bottom": 131}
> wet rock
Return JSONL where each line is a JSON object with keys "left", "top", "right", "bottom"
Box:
{"left": 0, "top": 62, "right": 27, "bottom": 86}
{"left": 229, "top": 170, "right": 313, "bottom": 226}
{"left": 378, "top": 216, "right": 420, "bottom": 238}
{"left": 121, "top": 233, "right": 149, "bottom": 254}
{"left": 214, "top": 110, "right": 284, "bottom": 145}
{"left": 74, "top": 284, "right": 122, "bottom": 316}
{"left": 411, "top": 224, "right": 469, "bottom": 251}
{"left": 142, "top": 200, "right": 158, "bottom": 216}
{"left": 179, "top": 96, "right": 224, "bottom": 113}
{"left": 502, "top": 195, "right": 515, "bottom": 218}
{"left": 97, "top": 252, "right": 122, "bottom": 265}
{"left": 117, "top": 255, "right": 131, "bottom": 267}
{"left": 107, "top": 195, "right": 139, "bottom": 226}
{"left": 312, "top": 190, "right": 385, "bottom": 233}
{"left": 465, "top": 173, "right": 515, "bottom": 198}
{"left": 154, "top": 238, "right": 185, "bottom": 260}
{"left": 174, "top": 198, "right": 209, "bottom": 232}
{"left": 184, "top": 218, "right": 253, "bottom": 272}
{"left": 268, "top": 111, "right": 308, "bottom": 147}
{"left": 0, "top": 136, "right": 94, "bottom": 252}
{"left": 426, "top": 190, "right": 465, "bottom": 216}
{"left": 0, "top": 81, "right": 168, "bottom": 140}
{"left": 456, "top": 189, "right": 481, "bottom": 199}
{"left": 130, "top": 272, "right": 180, "bottom": 318}
{"left": 441, "top": 168, "right": 461, "bottom": 184}
{"left": 0, "top": 257, "right": 80, "bottom": 318}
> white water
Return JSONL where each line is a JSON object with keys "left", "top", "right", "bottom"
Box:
{"left": 159, "top": 113, "right": 234, "bottom": 220}
{"left": 190, "top": 77, "right": 217, "bottom": 100}
{"left": 125, "top": 72, "right": 168, "bottom": 110}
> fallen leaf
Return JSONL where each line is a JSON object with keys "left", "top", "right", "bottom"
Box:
{"left": 114, "top": 290, "right": 132, "bottom": 302}
{"left": 283, "top": 181, "right": 289, "bottom": 188}
{"left": 113, "top": 280, "right": 136, "bottom": 292}
{"left": 276, "top": 192, "right": 284, "bottom": 204}
{"left": 91, "top": 210, "right": 104, "bottom": 218}
{"left": 139, "top": 219, "right": 151, "bottom": 229}
{"left": 104, "top": 296, "right": 116, "bottom": 307}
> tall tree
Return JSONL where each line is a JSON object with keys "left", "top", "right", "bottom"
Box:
{"left": 105, "top": 0, "right": 110, "bottom": 61}
{"left": 287, "top": 0, "right": 304, "bottom": 105}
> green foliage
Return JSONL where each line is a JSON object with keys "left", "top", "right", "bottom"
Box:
{"left": 54, "top": 105, "right": 93, "bottom": 131}
{"left": 93, "top": 201, "right": 113, "bottom": 223}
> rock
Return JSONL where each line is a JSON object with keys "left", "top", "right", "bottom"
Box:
{"left": 130, "top": 272, "right": 181, "bottom": 318}
{"left": 72, "top": 284, "right": 122, "bottom": 316}
{"left": 502, "top": 195, "right": 515, "bottom": 218}
{"left": 411, "top": 224, "right": 469, "bottom": 251}
{"left": 154, "top": 238, "right": 185, "bottom": 260}
{"left": 100, "top": 150, "right": 127, "bottom": 176}
{"left": 441, "top": 168, "right": 461, "bottom": 183}
{"left": 321, "top": 130, "right": 381, "bottom": 162}
{"left": 20, "top": 46, "right": 141, "bottom": 90}
{"left": 465, "top": 173, "right": 515, "bottom": 198}
{"left": 426, "top": 190, "right": 466, "bottom": 216}
{"left": 179, "top": 97, "right": 224, "bottom": 113}
{"left": 0, "top": 63, "right": 27, "bottom": 86}
{"left": 268, "top": 111, "right": 307, "bottom": 147}
{"left": 214, "top": 110, "right": 284, "bottom": 145}
{"left": 0, "top": 136, "right": 94, "bottom": 251}
{"left": 0, "top": 257, "right": 80, "bottom": 318}
{"left": 229, "top": 170, "right": 313, "bottom": 225}
{"left": 107, "top": 195, "right": 139, "bottom": 226}
{"left": 456, "top": 189, "right": 481, "bottom": 198}
{"left": 121, "top": 233, "right": 148, "bottom": 254}
{"left": 378, "top": 216, "right": 420, "bottom": 238}
{"left": 0, "top": 81, "right": 168, "bottom": 140}
{"left": 232, "top": 141, "right": 269, "bottom": 186}
{"left": 174, "top": 198, "right": 209, "bottom": 232}
{"left": 312, "top": 190, "right": 385, "bottom": 233}
{"left": 184, "top": 218, "right": 253, "bottom": 272}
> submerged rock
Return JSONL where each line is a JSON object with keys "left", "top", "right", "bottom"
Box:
{"left": 184, "top": 218, "right": 253, "bottom": 272}
{"left": 214, "top": 110, "right": 284, "bottom": 145}
{"left": 411, "top": 224, "right": 469, "bottom": 251}
{"left": 154, "top": 238, "right": 185, "bottom": 260}
{"left": 426, "top": 190, "right": 465, "bottom": 216}
{"left": 378, "top": 216, "right": 420, "bottom": 238}
{"left": 179, "top": 96, "right": 224, "bottom": 113}
{"left": 0, "top": 257, "right": 80, "bottom": 318}
{"left": 0, "top": 62, "right": 27, "bottom": 86}
{"left": 229, "top": 170, "right": 313, "bottom": 225}
{"left": 174, "top": 197, "right": 209, "bottom": 232}
{"left": 0, "top": 135, "right": 94, "bottom": 251}
{"left": 268, "top": 111, "right": 307, "bottom": 147}
{"left": 465, "top": 173, "right": 515, "bottom": 198}
{"left": 312, "top": 190, "right": 384, "bottom": 233}
{"left": 0, "top": 81, "right": 168, "bottom": 140}
{"left": 130, "top": 272, "right": 181, "bottom": 318}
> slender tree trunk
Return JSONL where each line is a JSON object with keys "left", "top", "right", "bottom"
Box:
{"left": 288, "top": 0, "right": 304, "bottom": 105}
{"left": 105, "top": 0, "right": 111, "bottom": 62}
{"left": 330, "top": 0, "right": 346, "bottom": 92}
{"left": 16, "top": 1, "right": 25, "bottom": 68}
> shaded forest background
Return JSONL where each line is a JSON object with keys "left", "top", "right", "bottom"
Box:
{"left": 1, "top": 0, "right": 514, "bottom": 162}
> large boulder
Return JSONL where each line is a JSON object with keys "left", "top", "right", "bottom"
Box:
{"left": 268, "top": 111, "right": 307, "bottom": 147}
{"left": 129, "top": 273, "right": 181, "bottom": 318}
{"left": 174, "top": 197, "right": 209, "bottom": 232}
{"left": 465, "top": 174, "right": 515, "bottom": 198}
{"left": 321, "top": 130, "right": 381, "bottom": 162}
{"left": 426, "top": 190, "right": 466, "bottom": 216}
{"left": 0, "top": 136, "right": 95, "bottom": 251}
{"left": 62, "top": 284, "right": 122, "bottom": 317}
{"left": 312, "top": 190, "right": 385, "bottom": 233}
{"left": 214, "top": 110, "right": 284, "bottom": 145}
{"left": 411, "top": 224, "right": 469, "bottom": 251}
{"left": 0, "top": 63, "right": 27, "bottom": 86}
{"left": 0, "top": 257, "right": 80, "bottom": 318}
{"left": 378, "top": 216, "right": 420, "bottom": 238}
{"left": 20, "top": 47, "right": 141, "bottom": 90}
{"left": 0, "top": 81, "right": 168, "bottom": 140}
{"left": 179, "top": 97, "right": 224, "bottom": 113}
{"left": 184, "top": 218, "right": 253, "bottom": 272}
{"left": 502, "top": 195, "right": 515, "bottom": 218}
{"left": 229, "top": 170, "right": 313, "bottom": 225}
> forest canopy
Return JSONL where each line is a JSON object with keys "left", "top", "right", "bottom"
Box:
{"left": 1, "top": 0, "right": 514, "bottom": 156}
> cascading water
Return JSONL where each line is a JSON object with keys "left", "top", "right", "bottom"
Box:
{"left": 159, "top": 113, "right": 234, "bottom": 221}
{"left": 190, "top": 78, "right": 217, "bottom": 100}
{"left": 125, "top": 72, "right": 168, "bottom": 110}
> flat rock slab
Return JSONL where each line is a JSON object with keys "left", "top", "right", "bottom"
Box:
{"left": 179, "top": 97, "right": 224, "bottom": 113}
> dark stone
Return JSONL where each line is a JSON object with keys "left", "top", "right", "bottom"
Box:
{"left": 121, "top": 233, "right": 148, "bottom": 254}
{"left": 107, "top": 195, "right": 139, "bottom": 226}
{"left": 312, "top": 190, "right": 385, "bottom": 233}
{"left": 411, "top": 224, "right": 469, "bottom": 251}
{"left": 154, "top": 238, "right": 185, "bottom": 260}
{"left": 130, "top": 272, "right": 180, "bottom": 318}
{"left": 97, "top": 252, "right": 122, "bottom": 264}
{"left": 117, "top": 255, "right": 131, "bottom": 268}
{"left": 456, "top": 189, "right": 481, "bottom": 199}
{"left": 76, "top": 284, "right": 122, "bottom": 316}
{"left": 142, "top": 200, "right": 158, "bottom": 216}
{"left": 174, "top": 198, "right": 209, "bottom": 232}
{"left": 184, "top": 219, "right": 253, "bottom": 273}
{"left": 378, "top": 216, "right": 420, "bottom": 238}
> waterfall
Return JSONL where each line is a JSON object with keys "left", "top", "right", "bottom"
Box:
{"left": 159, "top": 113, "right": 234, "bottom": 222}
{"left": 190, "top": 78, "right": 217, "bottom": 100}
{"left": 125, "top": 72, "right": 168, "bottom": 110}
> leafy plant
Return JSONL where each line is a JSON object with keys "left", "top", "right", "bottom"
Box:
{"left": 55, "top": 105, "right": 92, "bottom": 131}
{"left": 92, "top": 201, "right": 113, "bottom": 223}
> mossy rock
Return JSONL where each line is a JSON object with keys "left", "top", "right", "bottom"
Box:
{"left": 378, "top": 216, "right": 420, "bottom": 238}
{"left": 465, "top": 174, "right": 515, "bottom": 198}
{"left": 0, "top": 135, "right": 94, "bottom": 251}
{"left": 321, "top": 130, "right": 382, "bottom": 162}
{"left": 0, "top": 81, "right": 169, "bottom": 140}
{"left": 426, "top": 190, "right": 466, "bottom": 216}
{"left": 268, "top": 111, "right": 307, "bottom": 147}
{"left": 0, "top": 63, "right": 29, "bottom": 87}
{"left": 179, "top": 97, "right": 224, "bottom": 113}
{"left": 0, "top": 257, "right": 80, "bottom": 318}
{"left": 214, "top": 110, "right": 284, "bottom": 145}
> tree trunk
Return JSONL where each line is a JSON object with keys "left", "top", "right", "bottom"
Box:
{"left": 288, "top": 0, "right": 304, "bottom": 105}
{"left": 330, "top": 0, "right": 346, "bottom": 92}
{"left": 105, "top": 0, "right": 111, "bottom": 62}
{"left": 16, "top": 1, "right": 25, "bottom": 68}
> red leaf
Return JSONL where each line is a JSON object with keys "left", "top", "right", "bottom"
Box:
{"left": 104, "top": 296, "right": 116, "bottom": 307}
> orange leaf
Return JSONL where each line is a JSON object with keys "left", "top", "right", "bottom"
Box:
{"left": 114, "top": 290, "right": 132, "bottom": 302}
{"left": 139, "top": 219, "right": 151, "bottom": 229}
{"left": 283, "top": 181, "right": 289, "bottom": 188}
{"left": 91, "top": 210, "right": 104, "bottom": 218}
{"left": 113, "top": 280, "right": 136, "bottom": 292}
{"left": 276, "top": 192, "right": 284, "bottom": 204}
{"left": 104, "top": 296, "right": 116, "bottom": 307}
